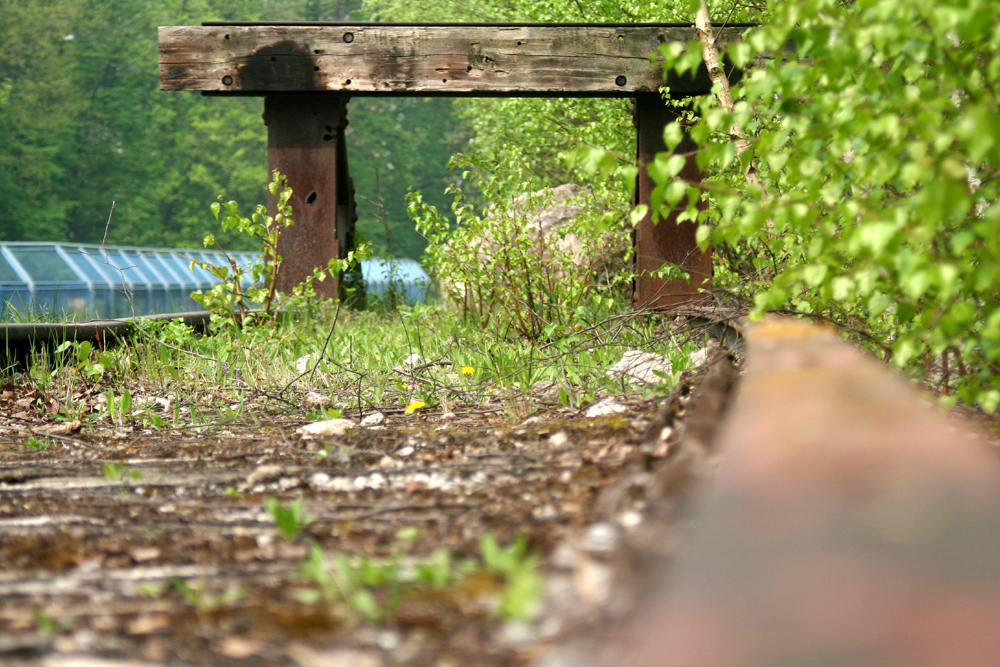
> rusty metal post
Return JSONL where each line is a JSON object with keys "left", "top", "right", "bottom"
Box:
{"left": 264, "top": 94, "right": 349, "bottom": 299}
{"left": 633, "top": 96, "right": 712, "bottom": 311}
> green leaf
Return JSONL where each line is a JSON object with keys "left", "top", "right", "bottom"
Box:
{"left": 979, "top": 390, "right": 1000, "bottom": 414}
{"left": 728, "top": 41, "right": 752, "bottom": 68}
{"left": 802, "top": 264, "right": 828, "bottom": 287}
{"left": 629, "top": 204, "right": 649, "bottom": 226}
{"left": 350, "top": 589, "right": 381, "bottom": 622}
{"left": 648, "top": 154, "right": 686, "bottom": 183}
{"left": 662, "top": 180, "right": 686, "bottom": 210}
{"left": 901, "top": 269, "right": 931, "bottom": 299}
{"left": 696, "top": 224, "right": 712, "bottom": 250}
{"left": 663, "top": 122, "right": 684, "bottom": 152}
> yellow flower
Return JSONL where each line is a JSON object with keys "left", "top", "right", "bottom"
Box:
{"left": 461, "top": 366, "right": 475, "bottom": 376}
{"left": 404, "top": 400, "right": 426, "bottom": 415}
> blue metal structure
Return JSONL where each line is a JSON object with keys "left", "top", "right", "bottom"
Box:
{"left": 0, "top": 243, "right": 258, "bottom": 320}
{"left": 0, "top": 243, "right": 430, "bottom": 320}
{"left": 361, "top": 258, "right": 431, "bottom": 305}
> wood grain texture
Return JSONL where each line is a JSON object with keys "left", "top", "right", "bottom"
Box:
{"left": 159, "top": 24, "right": 746, "bottom": 96}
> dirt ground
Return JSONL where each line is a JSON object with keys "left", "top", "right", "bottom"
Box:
{"left": 0, "top": 358, "right": 735, "bottom": 667}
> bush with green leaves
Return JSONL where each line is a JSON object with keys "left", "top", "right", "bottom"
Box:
{"left": 410, "top": 150, "right": 632, "bottom": 339}
{"left": 650, "top": 0, "right": 1000, "bottom": 411}
{"left": 191, "top": 170, "right": 369, "bottom": 327}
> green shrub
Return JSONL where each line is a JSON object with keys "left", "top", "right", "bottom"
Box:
{"left": 410, "top": 149, "right": 632, "bottom": 339}
{"left": 654, "top": 0, "right": 1000, "bottom": 412}
{"left": 192, "top": 170, "right": 369, "bottom": 328}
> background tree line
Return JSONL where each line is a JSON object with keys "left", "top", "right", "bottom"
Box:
{"left": 0, "top": 0, "right": 461, "bottom": 257}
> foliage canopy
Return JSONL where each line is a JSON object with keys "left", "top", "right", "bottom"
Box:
{"left": 0, "top": 0, "right": 456, "bottom": 257}
{"left": 653, "top": 0, "right": 1000, "bottom": 410}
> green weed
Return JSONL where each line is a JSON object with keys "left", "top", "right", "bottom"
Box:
{"left": 102, "top": 462, "right": 142, "bottom": 482}
{"left": 479, "top": 533, "right": 543, "bottom": 621}
{"left": 22, "top": 436, "right": 51, "bottom": 450}
{"left": 191, "top": 170, "right": 370, "bottom": 328}
{"left": 170, "top": 577, "right": 245, "bottom": 613}
{"left": 265, "top": 496, "right": 312, "bottom": 542}
{"left": 294, "top": 528, "right": 542, "bottom": 626}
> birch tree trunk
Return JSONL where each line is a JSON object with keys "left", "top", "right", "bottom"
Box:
{"left": 694, "top": 0, "right": 766, "bottom": 197}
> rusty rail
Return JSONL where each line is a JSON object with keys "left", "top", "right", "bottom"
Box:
{"left": 616, "top": 316, "right": 1000, "bottom": 665}
{"left": 0, "top": 311, "right": 214, "bottom": 367}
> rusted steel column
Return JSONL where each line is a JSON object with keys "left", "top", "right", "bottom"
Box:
{"left": 264, "top": 94, "right": 348, "bottom": 299}
{"left": 633, "top": 96, "right": 712, "bottom": 311}
{"left": 621, "top": 317, "right": 1000, "bottom": 666}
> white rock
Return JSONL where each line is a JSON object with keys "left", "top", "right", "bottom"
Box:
{"left": 532, "top": 380, "right": 561, "bottom": 403}
{"left": 353, "top": 473, "right": 386, "bottom": 490}
{"left": 277, "top": 476, "right": 300, "bottom": 491}
{"left": 402, "top": 353, "right": 423, "bottom": 368}
{"left": 549, "top": 431, "right": 571, "bottom": 447}
{"left": 375, "top": 629, "right": 400, "bottom": 652}
{"left": 533, "top": 504, "right": 559, "bottom": 521}
{"left": 38, "top": 421, "right": 81, "bottom": 435}
{"left": 499, "top": 619, "right": 539, "bottom": 645}
{"left": 579, "top": 521, "right": 620, "bottom": 555}
{"left": 130, "top": 546, "right": 161, "bottom": 562}
{"left": 302, "top": 392, "right": 332, "bottom": 410}
{"left": 155, "top": 394, "right": 176, "bottom": 412}
{"left": 550, "top": 541, "right": 579, "bottom": 570}
{"left": 296, "top": 419, "right": 357, "bottom": 441}
{"left": 287, "top": 646, "right": 383, "bottom": 667}
{"left": 309, "top": 472, "right": 331, "bottom": 487}
{"left": 295, "top": 354, "right": 317, "bottom": 374}
{"left": 131, "top": 395, "right": 175, "bottom": 412}
{"left": 360, "top": 412, "right": 385, "bottom": 427}
{"left": 688, "top": 338, "right": 721, "bottom": 369}
{"left": 606, "top": 350, "right": 673, "bottom": 385}
{"left": 574, "top": 557, "right": 615, "bottom": 606}
{"left": 618, "top": 510, "right": 643, "bottom": 529}
{"left": 585, "top": 398, "right": 628, "bottom": 418}
{"left": 246, "top": 464, "right": 284, "bottom": 486}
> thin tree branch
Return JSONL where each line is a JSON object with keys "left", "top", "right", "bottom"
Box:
{"left": 695, "top": 0, "right": 766, "bottom": 198}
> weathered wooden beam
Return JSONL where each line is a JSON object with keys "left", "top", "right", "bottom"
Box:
{"left": 159, "top": 24, "right": 747, "bottom": 97}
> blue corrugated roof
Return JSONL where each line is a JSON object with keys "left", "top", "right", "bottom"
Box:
{"left": 0, "top": 243, "right": 430, "bottom": 320}
{"left": 361, "top": 258, "right": 431, "bottom": 305}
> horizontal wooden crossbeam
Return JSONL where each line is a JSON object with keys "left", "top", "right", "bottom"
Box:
{"left": 159, "top": 23, "right": 748, "bottom": 97}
